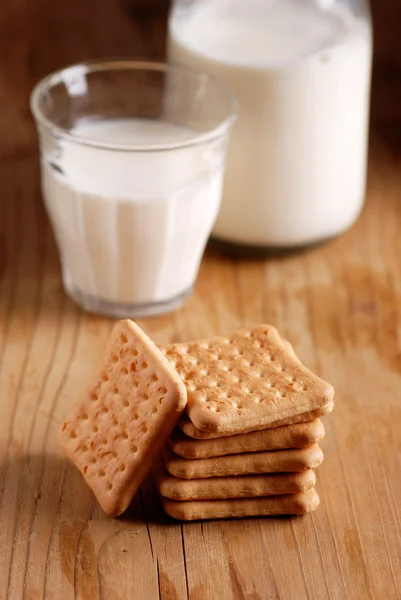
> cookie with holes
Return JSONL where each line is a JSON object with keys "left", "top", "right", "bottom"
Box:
{"left": 160, "top": 325, "right": 334, "bottom": 435}
{"left": 60, "top": 319, "right": 187, "bottom": 516}
{"left": 177, "top": 403, "right": 333, "bottom": 440}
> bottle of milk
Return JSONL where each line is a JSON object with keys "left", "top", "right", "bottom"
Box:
{"left": 168, "top": 0, "right": 372, "bottom": 251}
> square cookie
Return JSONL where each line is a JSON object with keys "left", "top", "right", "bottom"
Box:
{"left": 60, "top": 320, "right": 187, "bottom": 516}
{"left": 169, "top": 419, "right": 325, "bottom": 459}
{"left": 163, "top": 444, "right": 324, "bottom": 479}
{"left": 177, "top": 402, "right": 333, "bottom": 439}
{"left": 154, "top": 462, "right": 316, "bottom": 500}
{"left": 161, "top": 489, "right": 320, "bottom": 520}
{"left": 160, "top": 325, "right": 334, "bottom": 434}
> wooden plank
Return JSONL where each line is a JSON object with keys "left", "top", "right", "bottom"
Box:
{"left": 0, "top": 1, "right": 400, "bottom": 599}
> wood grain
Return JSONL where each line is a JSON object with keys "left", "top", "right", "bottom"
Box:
{"left": 0, "top": 1, "right": 400, "bottom": 599}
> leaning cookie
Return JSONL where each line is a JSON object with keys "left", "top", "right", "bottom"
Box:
{"left": 60, "top": 319, "right": 187, "bottom": 516}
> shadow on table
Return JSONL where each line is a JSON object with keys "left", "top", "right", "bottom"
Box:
{"left": 206, "top": 237, "right": 334, "bottom": 261}
{"left": 2, "top": 449, "right": 306, "bottom": 535}
{"left": 122, "top": 474, "right": 172, "bottom": 525}
{"left": 2, "top": 448, "right": 172, "bottom": 525}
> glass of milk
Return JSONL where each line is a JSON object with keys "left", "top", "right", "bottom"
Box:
{"left": 30, "top": 60, "right": 236, "bottom": 317}
{"left": 168, "top": 0, "right": 373, "bottom": 252}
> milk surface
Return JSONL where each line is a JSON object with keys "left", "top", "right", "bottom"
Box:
{"left": 42, "top": 118, "right": 224, "bottom": 308}
{"left": 169, "top": 0, "right": 372, "bottom": 247}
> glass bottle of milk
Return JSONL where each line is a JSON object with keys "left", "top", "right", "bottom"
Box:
{"left": 168, "top": 0, "right": 372, "bottom": 252}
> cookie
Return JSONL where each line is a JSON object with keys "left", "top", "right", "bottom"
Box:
{"left": 153, "top": 462, "right": 316, "bottom": 500}
{"left": 177, "top": 402, "right": 333, "bottom": 439}
{"left": 162, "top": 444, "right": 323, "bottom": 480}
{"left": 60, "top": 319, "right": 187, "bottom": 516}
{"left": 161, "top": 489, "right": 320, "bottom": 520}
{"left": 160, "top": 325, "right": 334, "bottom": 434}
{"left": 169, "top": 419, "right": 325, "bottom": 459}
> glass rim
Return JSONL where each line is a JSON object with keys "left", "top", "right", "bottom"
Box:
{"left": 30, "top": 58, "right": 237, "bottom": 152}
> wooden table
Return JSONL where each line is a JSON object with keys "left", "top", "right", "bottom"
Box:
{"left": 0, "top": 2, "right": 400, "bottom": 599}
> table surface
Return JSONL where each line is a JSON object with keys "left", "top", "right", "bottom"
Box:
{"left": 1, "top": 2, "right": 400, "bottom": 599}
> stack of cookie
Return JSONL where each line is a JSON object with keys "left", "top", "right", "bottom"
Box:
{"left": 155, "top": 325, "right": 334, "bottom": 521}
{"left": 59, "top": 320, "right": 334, "bottom": 522}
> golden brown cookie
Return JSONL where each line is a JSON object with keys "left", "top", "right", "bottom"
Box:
{"left": 153, "top": 462, "right": 316, "bottom": 500}
{"left": 60, "top": 320, "right": 187, "bottom": 516}
{"left": 169, "top": 419, "right": 325, "bottom": 459}
{"left": 162, "top": 444, "right": 324, "bottom": 479}
{"left": 161, "top": 489, "right": 320, "bottom": 520}
{"left": 160, "top": 325, "right": 334, "bottom": 434}
{"left": 177, "top": 402, "right": 333, "bottom": 439}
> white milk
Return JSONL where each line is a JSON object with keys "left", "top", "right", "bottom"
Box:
{"left": 169, "top": 0, "right": 372, "bottom": 248}
{"left": 42, "top": 118, "right": 224, "bottom": 312}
